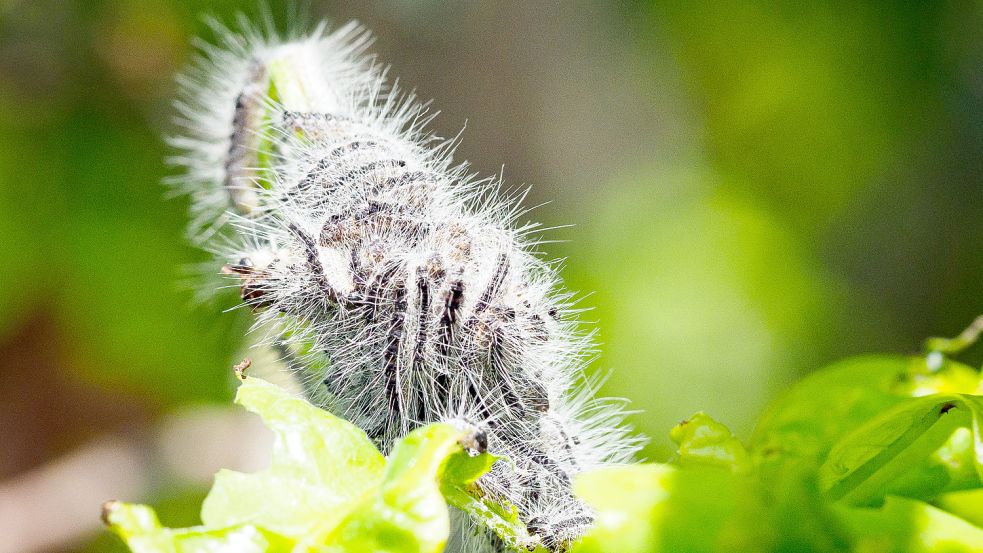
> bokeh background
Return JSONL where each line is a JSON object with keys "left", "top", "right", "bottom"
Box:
{"left": 0, "top": 1, "right": 980, "bottom": 551}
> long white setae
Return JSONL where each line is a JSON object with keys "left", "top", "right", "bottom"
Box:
{"left": 169, "top": 16, "right": 642, "bottom": 552}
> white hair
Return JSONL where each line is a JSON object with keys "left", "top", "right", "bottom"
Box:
{"left": 169, "top": 16, "right": 642, "bottom": 552}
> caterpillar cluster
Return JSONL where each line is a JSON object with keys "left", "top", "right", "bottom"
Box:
{"left": 171, "top": 17, "right": 641, "bottom": 553}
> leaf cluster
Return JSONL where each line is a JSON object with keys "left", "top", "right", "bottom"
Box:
{"left": 578, "top": 351, "right": 983, "bottom": 552}
{"left": 105, "top": 332, "right": 983, "bottom": 552}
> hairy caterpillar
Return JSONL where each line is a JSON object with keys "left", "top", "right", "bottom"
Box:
{"left": 171, "top": 17, "right": 641, "bottom": 552}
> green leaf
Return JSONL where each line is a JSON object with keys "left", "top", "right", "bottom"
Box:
{"left": 936, "top": 488, "right": 983, "bottom": 528}
{"left": 571, "top": 463, "right": 848, "bottom": 553}
{"left": 439, "top": 449, "right": 544, "bottom": 552}
{"left": 893, "top": 355, "right": 983, "bottom": 397}
{"left": 820, "top": 394, "right": 983, "bottom": 506}
{"left": 670, "top": 412, "right": 751, "bottom": 472}
{"left": 103, "top": 501, "right": 292, "bottom": 553}
{"left": 101, "top": 502, "right": 293, "bottom": 553}
{"left": 200, "top": 377, "right": 387, "bottom": 539}
{"left": 571, "top": 464, "right": 680, "bottom": 553}
{"left": 104, "top": 375, "right": 515, "bottom": 553}
{"left": 322, "top": 423, "right": 467, "bottom": 552}
{"left": 750, "top": 355, "right": 911, "bottom": 469}
{"left": 323, "top": 422, "right": 540, "bottom": 552}
{"left": 834, "top": 496, "right": 983, "bottom": 553}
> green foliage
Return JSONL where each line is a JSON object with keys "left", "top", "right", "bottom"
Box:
{"left": 103, "top": 375, "right": 538, "bottom": 552}
{"left": 572, "top": 340, "right": 983, "bottom": 553}
{"left": 105, "top": 329, "right": 983, "bottom": 552}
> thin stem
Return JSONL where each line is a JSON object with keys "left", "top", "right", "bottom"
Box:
{"left": 925, "top": 315, "right": 983, "bottom": 356}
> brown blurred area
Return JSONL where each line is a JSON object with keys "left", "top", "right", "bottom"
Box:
{"left": 0, "top": 1, "right": 980, "bottom": 551}
{"left": 0, "top": 311, "right": 152, "bottom": 478}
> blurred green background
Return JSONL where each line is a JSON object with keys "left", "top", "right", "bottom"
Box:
{"left": 0, "top": 1, "right": 980, "bottom": 551}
